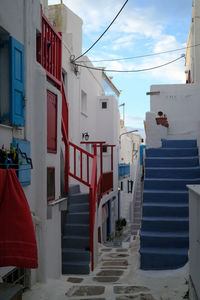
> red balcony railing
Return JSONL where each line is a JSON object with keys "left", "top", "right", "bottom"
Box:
{"left": 37, "top": 10, "right": 62, "bottom": 89}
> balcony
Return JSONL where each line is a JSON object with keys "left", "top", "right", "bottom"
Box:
{"left": 37, "top": 10, "right": 62, "bottom": 89}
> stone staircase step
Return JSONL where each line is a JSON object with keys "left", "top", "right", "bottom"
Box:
{"left": 62, "top": 187, "right": 90, "bottom": 275}
{"left": 141, "top": 217, "right": 189, "bottom": 232}
{"left": 162, "top": 139, "right": 197, "bottom": 148}
{"left": 62, "top": 235, "right": 90, "bottom": 249}
{"left": 140, "top": 231, "right": 189, "bottom": 248}
{"left": 68, "top": 184, "right": 80, "bottom": 195}
{"left": 142, "top": 202, "right": 188, "bottom": 218}
{"left": 146, "top": 148, "right": 198, "bottom": 157}
{"left": 69, "top": 202, "right": 89, "bottom": 213}
{"left": 140, "top": 247, "right": 188, "bottom": 270}
{"left": 62, "top": 248, "right": 90, "bottom": 262}
{"left": 144, "top": 178, "right": 200, "bottom": 190}
{"left": 143, "top": 189, "right": 188, "bottom": 203}
{"left": 69, "top": 193, "right": 89, "bottom": 205}
{"left": 66, "top": 212, "right": 89, "bottom": 224}
{"left": 63, "top": 224, "right": 90, "bottom": 236}
{"left": 62, "top": 261, "right": 90, "bottom": 275}
{"left": 145, "top": 156, "right": 199, "bottom": 168}
{"left": 145, "top": 166, "right": 200, "bottom": 179}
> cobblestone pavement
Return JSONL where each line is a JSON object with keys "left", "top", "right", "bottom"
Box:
{"left": 23, "top": 237, "right": 189, "bottom": 300}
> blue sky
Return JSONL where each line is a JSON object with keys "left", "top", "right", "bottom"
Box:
{"left": 48, "top": 0, "right": 193, "bottom": 133}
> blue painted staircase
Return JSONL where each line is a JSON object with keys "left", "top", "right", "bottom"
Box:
{"left": 140, "top": 139, "right": 200, "bottom": 270}
{"left": 62, "top": 185, "right": 91, "bottom": 274}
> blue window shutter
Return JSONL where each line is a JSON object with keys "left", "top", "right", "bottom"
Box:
{"left": 10, "top": 37, "right": 25, "bottom": 126}
{"left": 13, "top": 138, "right": 31, "bottom": 186}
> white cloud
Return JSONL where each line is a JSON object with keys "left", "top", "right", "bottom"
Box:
{"left": 124, "top": 114, "right": 145, "bottom": 129}
{"left": 48, "top": 0, "right": 186, "bottom": 82}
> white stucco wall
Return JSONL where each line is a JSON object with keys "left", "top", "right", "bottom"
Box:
{"left": 0, "top": 0, "right": 64, "bottom": 284}
{"left": 188, "top": 185, "right": 200, "bottom": 300}
{"left": 149, "top": 84, "right": 200, "bottom": 142}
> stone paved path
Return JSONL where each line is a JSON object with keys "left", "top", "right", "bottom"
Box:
{"left": 23, "top": 237, "right": 189, "bottom": 300}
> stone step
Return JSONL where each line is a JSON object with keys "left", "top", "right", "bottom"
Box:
{"left": 140, "top": 247, "right": 188, "bottom": 270}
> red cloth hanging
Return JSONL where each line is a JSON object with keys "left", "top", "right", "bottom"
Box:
{"left": 0, "top": 169, "right": 38, "bottom": 268}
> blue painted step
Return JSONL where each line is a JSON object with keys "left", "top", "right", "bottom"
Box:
{"left": 144, "top": 178, "right": 200, "bottom": 190}
{"left": 141, "top": 217, "right": 189, "bottom": 232}
{"left": 68, "top": 193, "right": 89, "bottom": 204}
{"left": 62, "top": 235, "right": 90, "bottom": 249}
{"left": 146, "top": 148, "right": 198, "bottom": 157}
{"left": 162, "top": 139, "right": 197, "bottom": 148}
{"left": 62, "top": 261, "right": 90, "bottom": 275}
{"left": 69, "top": 202, "right": 90, "bottom": 213}
{"left": 62, "top": 189, "right": 91, "bottom": 275}
{"left": 140, "top": 139, "right": 199, "bottom": 270}
{"left": 145, "top": 157, "right": 199, "bottom": 168}
{"left": 143, "top": 202, "right": 188, "bottom": 218}
{"left": 143, "top": 190, "right": 188, "bottom": 203}
{"left": 63, "top": 224, "right": 90, "bottom": 236}
{"left": 140, "top": 247, "right": 188, "bottom": 270}
{"left": 62, "top": 248, "right": 90, "bottom": 262}
{"left": 140, "top": 231, "right": 189, "bottom": 248}
{"left": 145, "top": 167, "right": 200, "bottom": 179}
{"left": 66, "top": 212, "right": 90, "bottom": 224}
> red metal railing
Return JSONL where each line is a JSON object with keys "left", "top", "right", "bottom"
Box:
{"left": 37, "top": 10, "right": 62, "bottom": 89}
{"left": 68, "top": 142, "right": 94, "bottom": 187}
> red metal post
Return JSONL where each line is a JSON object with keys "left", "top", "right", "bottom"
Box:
{"left": 87, "top": 156, "right": 89, "bottom": 185}
{"left": 80, "top": 152, "right": 83, "bottom": 180}
{"left": 74, "top": 148, "right": 76, "bottom": 176}
{"left": 111, "top": 146, "right": 114, "bottom": 171}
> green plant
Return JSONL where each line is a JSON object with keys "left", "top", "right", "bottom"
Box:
{"left": 116, "top": 218, "right": 127, "bottom": 231}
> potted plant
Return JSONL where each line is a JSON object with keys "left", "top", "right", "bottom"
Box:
{"left": 115, "top": 218, "right": 127, "bottom": 236}
{"left": 155, "top": 111, "right": 169, "bottom": 128}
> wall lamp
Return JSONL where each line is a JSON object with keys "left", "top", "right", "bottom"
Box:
{"left": 82, "top": 132, "right": 90, "bottom": 141}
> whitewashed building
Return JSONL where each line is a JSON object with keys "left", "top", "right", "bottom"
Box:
{"left": 144, "top": 0, "right": 200, "bottom": 297}
{"left": 0, "top": 0, "right": 122, "bottom": 293}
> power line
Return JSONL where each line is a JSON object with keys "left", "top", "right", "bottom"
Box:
{"left": 77, "top": 43, "right": 200, "bottom": 63}
{"left": 72, "top": 55, "right": 185, "bottom": 73}
{"left": 73, "top": 0, "right": 128, "bottom": 62}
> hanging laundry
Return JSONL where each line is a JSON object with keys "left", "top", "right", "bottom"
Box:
{"left": 0, "top": 169, "right": 38, "bottom": 268}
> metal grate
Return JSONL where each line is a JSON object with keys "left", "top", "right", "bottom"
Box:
{"left": 2, "top": 268, "right": 30, "bottom": 290}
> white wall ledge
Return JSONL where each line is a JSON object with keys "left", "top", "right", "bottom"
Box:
{"left": 187, "top": 184, "right": 200, "bottom": 196}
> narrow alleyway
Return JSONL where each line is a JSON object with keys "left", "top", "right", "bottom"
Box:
{"left": 23, "top": 237, "right": 188, "bottom": 300}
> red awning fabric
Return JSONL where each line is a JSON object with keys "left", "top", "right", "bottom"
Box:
{"left": 0, "top": 169, "right": 38, "bottom": 268}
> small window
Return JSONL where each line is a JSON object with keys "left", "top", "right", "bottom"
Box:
{"left": 81, "top": 90, "right": 87, "bottom": 115}
{"left": 102, "top": 101, "right": 107, "bottom": 109}
{"left": 120, "top": 181, "right": 123, "bottom": 191}
{"left": 102, "top": 146, "right": 107, "bottom": 153}
{"left": 47, "top": 167, "right": 55, "bottom": 202}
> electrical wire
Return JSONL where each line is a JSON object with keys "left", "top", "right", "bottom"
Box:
{"left": 73, "top": 0, "right": 128, "bottom": 62}
{"left": 72, "top": 55, "right": 184, "bottom": 73}
{"left": 77, "top": 43, "right": 200, "bottom": 63}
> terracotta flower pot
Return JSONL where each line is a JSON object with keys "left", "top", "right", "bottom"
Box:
{"left": 155, "top": 117, "right": 169, "bottom": 128}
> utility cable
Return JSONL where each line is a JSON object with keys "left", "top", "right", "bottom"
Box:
{"left": 77, "top": 43, "right": 200, "bottom": 63}
{"left": 73, "top": 0, "right": 128, "bottom": 62}
{"left": 72, "top": 55, "right": 184, "bottom": 73}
